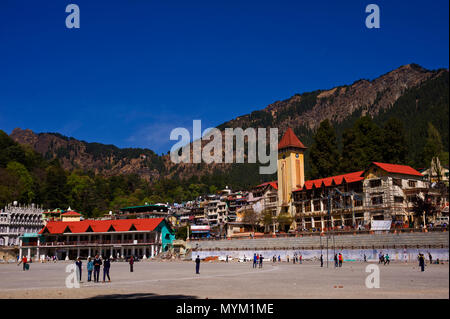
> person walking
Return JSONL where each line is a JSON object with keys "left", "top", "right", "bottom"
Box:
{"left": 195, "top": 255, "right": 201, "bottom": 274}
{"left": 384, "top": 254, "right": 390, "bottom": 265}
{"left": 253, "top": 253, "right": 257, "bottom": 269}
{"left": 278, "top": 255, "right": 281, "bottom": 262}
{"left": 226, "top": 255, "right": 228, "bottom": 263}
{"left": 129, "top": 255, "right": 134, "bottom": 272}
{"left": 103, "top": 256, "right": 111, "bottom": 282}
{"left": 93, "top": 255, "right": 102, "bottom": 282}
{"left": 338, "top": 253, "right": 343, "bottom": 267}
{"left": 320, "top": 254, "right": 323, "bottom": 267}
{"left": 87, "top": 257, "right": 94, "bottom": 282}
{"left": 334, "top": 254, "right": 338, "bottom": 268}
{"left": 418, "top": 254, "right": 425, "bottom": 272}
{"left": 428, "top": 252, "right": 432, "bottom": 264}
{"left": 364, "top": 254, "right": 367, "bottom": 263}
{"left": 75, "top": 257, "right": 82, "bottom": 282}
{"left": 259, "top": 254, "right": 263, "bottom": 268}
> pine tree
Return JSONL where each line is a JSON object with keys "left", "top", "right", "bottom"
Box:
{"left": 340, "top": 116, "right": 383, "bottom": 172}
{"left": 422, "top": 122, "right": 444, "bottom": 167}
{"left": 309, "top": 119, "right": 340, "bottom": 178}
{"left": 381, "top": 117, "right": 408, "bottom": 164}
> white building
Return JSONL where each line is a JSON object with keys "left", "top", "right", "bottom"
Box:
{"left": 0, "top": 202, "right": 44, "bottom": 246}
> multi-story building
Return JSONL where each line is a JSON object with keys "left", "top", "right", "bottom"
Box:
{"left": 291, "top": 162, "right": 441, "bottom": 231}
{"left": 0, "top": 202, "right": 44, "bottom": 246}
{"left": 19, "top": 217, "right": 174, "bottom": 261}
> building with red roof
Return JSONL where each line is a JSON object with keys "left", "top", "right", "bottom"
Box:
{"left": 288, "top": 161, "right": 441, "bottom": 232}
{"left": 20, "top": 217, "right": 174, "bottom": 261}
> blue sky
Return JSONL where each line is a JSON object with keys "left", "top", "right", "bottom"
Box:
{"left": 0, "top": 0, "right": 448, "bottom": 154}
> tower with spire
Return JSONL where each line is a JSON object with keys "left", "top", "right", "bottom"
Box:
{"left": 277, "top": 128, "right": 307, "bottom": 229}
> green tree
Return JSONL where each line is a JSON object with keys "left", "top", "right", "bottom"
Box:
{"left": 6, "top": 161, "right": 34, "bottom": 202}
{"left": 340, "top": 116, "right": 383, "bottom": 172}
{"left": 309, "top": 119, "right": 340, "bottom": 178}
{"left": 277, "top": 213, "right": 293, "bottom": 232}
{"left": 381, "top": 118, "right": 408, "bottom": 164}
{"left": 261, "top": 209, "right": 274, "bottom": 233}
{"left": 422, "top": 122, "right": 444, "bottom": 167}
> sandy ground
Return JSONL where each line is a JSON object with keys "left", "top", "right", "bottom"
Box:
{"left": 0, "top": 260, "right": 447, "bottom": 299}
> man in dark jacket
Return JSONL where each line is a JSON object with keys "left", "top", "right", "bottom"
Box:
{"left": 259, "top": 254, "right": 263, "bottom": 268}
{"left": 418, "top": 254, "right": 425, "bottom": 272}
{"left": 195, "top": 255, "right": 201, "bottom": 274}
{"left": 129, "top": 256, "right": 134, "bottom": 272}
{"left": 103, "top": 257, "right": 111, "bottom": 282}
{"left": 334, "top": 254, "right": 338, "bottom": 268}
{"left": 93, "top": 254, "right": 102, "bottom": 282}
{"left": 75, "top": 257, "right": 82, "bottom": 282}
{"left": 320, "top": 254, "right": 324, "bottom": 267}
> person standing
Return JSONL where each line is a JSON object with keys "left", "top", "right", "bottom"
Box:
{"left": 103, "top": 257, "right": 111, "bottom": 282}
{"left": 428, "top": 252, "right": 432, "bottom": 264}
{"left": 195, "top": 255, "right": 201, "bottom": 274}
{"left": 334, "top": 254, "right": 338, "bottom": 268}
{"left": 320, "top": 254, "right": 323, "bottom": 267}
{"left": 18, "top": 255, "right": 28, "bottom": 271}
{"left": 87, "top": 257, "right": 94, "bottom": 282}
{"left": 129, "top": 255, "right": 134, "bottom": 272}
{"left": 75, "top": 257, "right": 82, "bottom": 282}
{"left": 299, "top": 254, "right": 303, "bottom": 264}
{"left": 418, "top": 254, "right": 425, "bottom": 272}
{"left": 226, "top": 255, "right": 228, "bottom": 263}
{"left": 364, "top": 254, "right": 367, "bottom": 263}
{"left": 253, "top": 253, "right": 257, "bottom": 269}
{"left": 384, "top": 254, "right": 390, "bottom": 265}
{"left": 259, "top": 254, "right": 263, "bottom": 268}
{"left": 93, "top": 254, "right": 102, "bottom": 282}
{"left": 338, "top": 253, "right": 343, "bottom": 267}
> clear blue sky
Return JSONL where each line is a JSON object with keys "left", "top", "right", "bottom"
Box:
{"left": 0, "top": 0, "right": 448, "bottom": 154}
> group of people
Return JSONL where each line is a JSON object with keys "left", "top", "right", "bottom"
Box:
{"left": 252, "top": 253, "right": 264, "bottom": 268}
{"left": 378, "top": 252, "right": 391, "bottom": 265}
{"left": 333, "top": 253, "right": 343, "bottom": 267}
{"left": 74, "top": 255, "right": 136, "bottom": 283}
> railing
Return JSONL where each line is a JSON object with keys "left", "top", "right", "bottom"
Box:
{"left": 188, "top": 226, "right": 449, "bottom": 241}
{"left": 38, "top": 239, "right": 158, "bottom": 246}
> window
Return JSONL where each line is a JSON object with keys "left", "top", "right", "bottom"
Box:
{"left": 370, "top": 179, "right": 382, "bottom": 188}
{"left": 394, "top": 196, "right": 404, "bottom": 203}
{"left": 393, "top": 178, "right": 402, "bottom": 187}
{"left": 408, "top": 180, "right": 417, "bottom": 188}
{"left": 371, "top": 196, "right": 383, "bottom": 205}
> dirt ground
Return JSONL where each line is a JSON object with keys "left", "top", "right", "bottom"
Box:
{"left": 0, "top": 259, "right": 447, "bottom": 299}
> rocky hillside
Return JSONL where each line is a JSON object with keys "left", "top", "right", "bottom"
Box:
{"left": 9, "top": 64, "right": 449, "bottom": 184}
{"left": 218, "top": 64, "right": 444, "bottom": 133}
{"left": 9, "top": 128, "right": 165, "bottom": 181}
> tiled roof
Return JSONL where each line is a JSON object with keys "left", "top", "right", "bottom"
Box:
{"left": 61, "top": 211, "right": 81, "bottom": 216}
{"left": 371, "top": 162, "right": 423, "bottom": 177}
{"left": 278, "top": 128, "right": 306, "bottom": 150}
{"left": 39, "top": 218, "right": 165, "bottom": 234}
{"left": 256, "top": 181, "right": 278, "bottom": 190}
{"left": 294, "top": 171, "right": 364, "bottom": 191}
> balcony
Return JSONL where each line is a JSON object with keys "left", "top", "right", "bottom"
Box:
{"left": 36, "top": 239, "right": 158, "bottom": 247}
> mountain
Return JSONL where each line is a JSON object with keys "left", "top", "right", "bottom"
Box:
{"left": 9, "top": 64, "right": 449, "bottom": 185}
{"left": 9, "top": 129, "right": 166, "bottom": 182}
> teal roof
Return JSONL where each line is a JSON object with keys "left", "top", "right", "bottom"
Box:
{"left": 21, "top": 233, "right": 39, "bottom": 238}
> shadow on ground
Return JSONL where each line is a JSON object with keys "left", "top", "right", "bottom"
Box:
{"left": 87, "top": 293, "right": 198, "bottom": 299}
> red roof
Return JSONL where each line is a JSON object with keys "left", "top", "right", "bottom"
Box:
{"left": 294, "top": 171, "right": 364, "bottom": 191}
{"left": 371, "top": 162, "right": 423, "bottom": 177}
{"left": 278, "top": 128, "right": 306, "bottom": 150}
{"left": 39, "top": 218, "right": 165, "bottom": 234}
{"left": 256, "top": 181, "right": 278, "bottom": 190}
{"left": 61, "top": 211, "right": 81, "bottom": 216}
